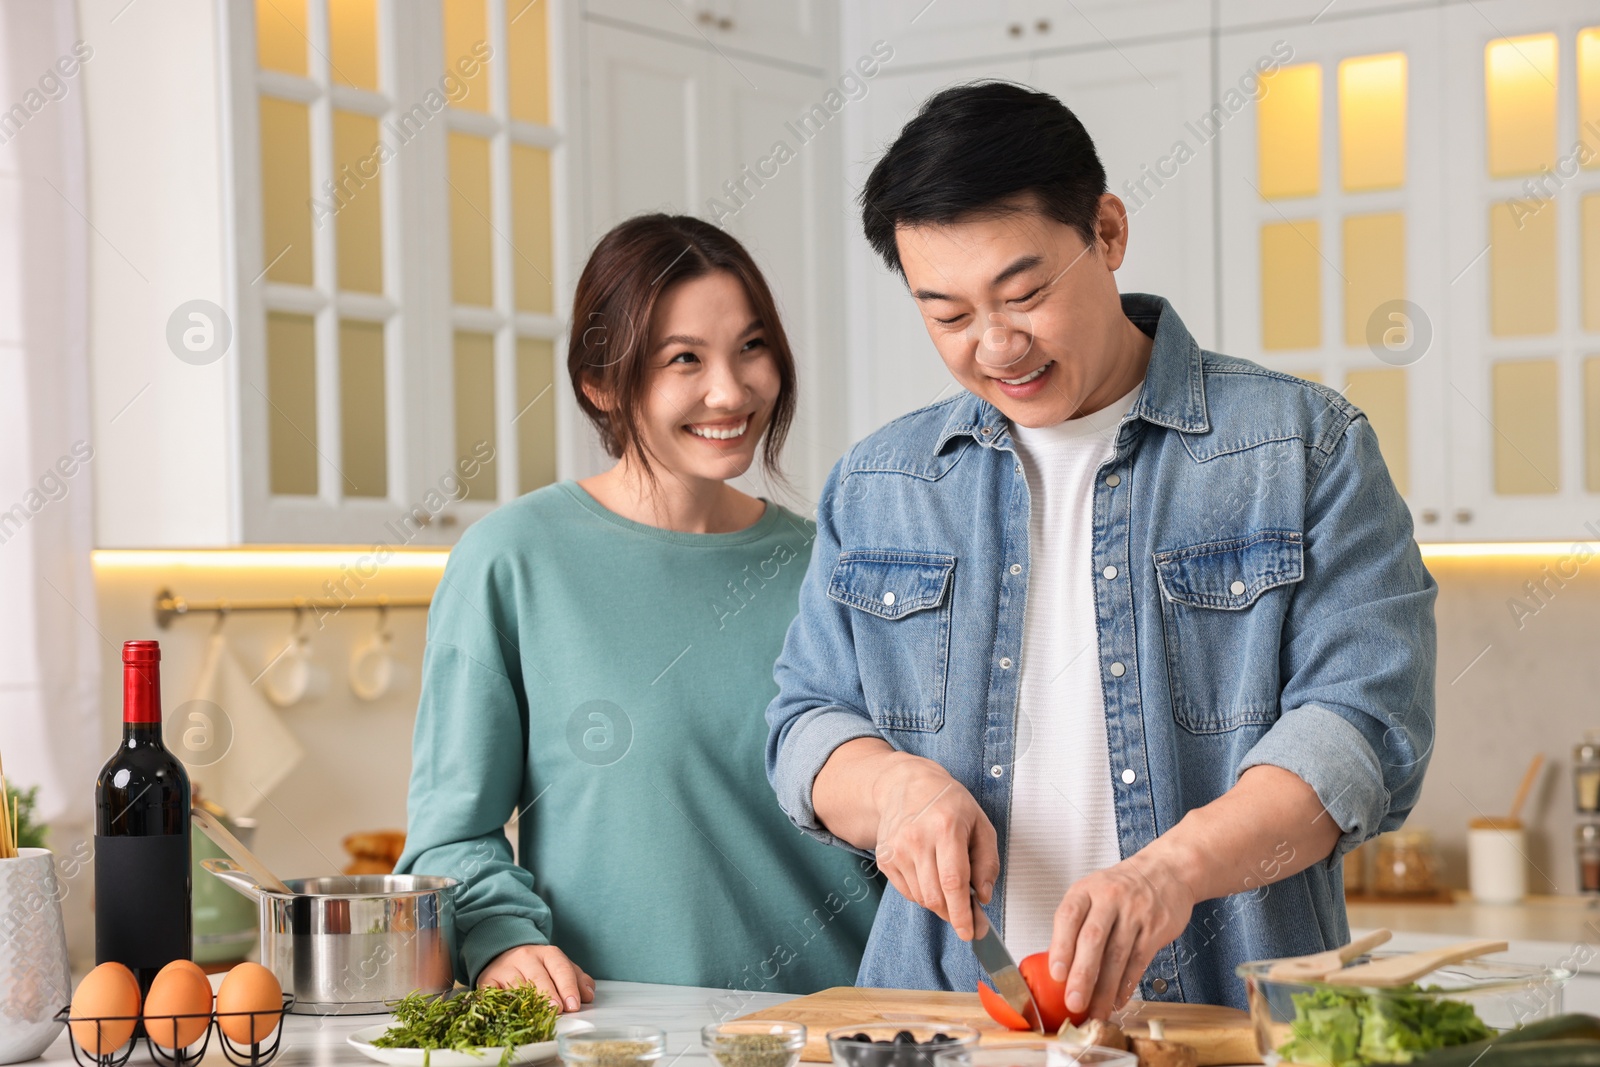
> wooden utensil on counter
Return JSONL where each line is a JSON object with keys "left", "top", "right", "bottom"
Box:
{"left": 191, "top": 805, "right": 293, "bottom": 894}
{"left": 1508, "top": 753, "right": 1544, "bottom": 824}
{"left": 1323, "top": 939, "right": 1508, "bottom": 987}
{"left": 1265, "top": 928, "right": 1393, "bottom": 982}
{"left": 735, "top": 986, "right": 1261, "bottom": 1065}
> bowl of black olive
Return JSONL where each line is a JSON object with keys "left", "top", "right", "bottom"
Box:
{"left": 825, "top": 1024, "right": 979, "bottom": 1067}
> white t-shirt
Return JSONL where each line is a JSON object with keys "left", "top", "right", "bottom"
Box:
{"left": 1001, "top": 382, "right": 1143, "bottom": 958}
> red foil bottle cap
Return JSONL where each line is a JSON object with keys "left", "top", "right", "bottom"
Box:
{"left": 122, "top": 639, "right": 162, "bottom": 724}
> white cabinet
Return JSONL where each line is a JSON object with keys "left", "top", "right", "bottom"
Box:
{"left": 579, "top": 14, "right": 848, "bottom": 503}
{"left": 842, "top": 35, "right": 1217, "bottom": 441}
{"left": 1440, "top": 0, "right": 1600, "bottom": 541}
{"left": 91, "top": 0, "right": 575, "bottom": 546}
{"left": 850, "top": 0, "right": 1209, "bottom": 70}
{"left": 583, "top": 0, "right": 833, "bottom": 70}
{"left": 1217, "top": 1, "right": 1600, "bottom": 541}
{"left": 1217, "top": 8, "right": 1450, "bottom": 534}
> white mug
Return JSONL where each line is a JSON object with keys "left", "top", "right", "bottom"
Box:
{"left": 261, "top": 633, "right": 329, "bottom": 707}
{"left": 348, "top": 630, "right": 396, "bottom": 701}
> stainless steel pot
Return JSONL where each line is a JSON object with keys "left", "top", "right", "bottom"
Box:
{"left": 202, "top": 858, "right": 457, "bottom": 1015}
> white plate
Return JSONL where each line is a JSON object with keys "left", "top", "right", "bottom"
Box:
{"left": 347, "top": 1016, "right": 596, "bottom": 1066}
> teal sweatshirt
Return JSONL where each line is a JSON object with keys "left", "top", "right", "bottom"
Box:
{"left": 395, "top": 481, "right": 881, "bottom": 994}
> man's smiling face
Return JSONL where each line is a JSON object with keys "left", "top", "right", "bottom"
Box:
{"left": 895, "top": 193, "right": 1140, "bottom": 429}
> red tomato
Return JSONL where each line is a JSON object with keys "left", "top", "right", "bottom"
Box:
{"left": 975, "top": 980, "right": 1031, "bottom": 1031}
{"left": 1018, "top": 952, "right": 1084, "bottom": 1031}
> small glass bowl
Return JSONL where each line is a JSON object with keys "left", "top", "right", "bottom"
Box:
{"left": 703, "top": 1020, "right": 807, "bottom": 1067}
{"left": 1237, "top": 954, "right": 1573, "bottom": 1062}
{"left": 558, "top": 1026, "right": 667, "bottom": 1067}
{"left": 933, "top": 1043, "right": 1137, "bottom": 1067}
{"left": 825, "top": 1023, "right": 978, "bottom": 1067}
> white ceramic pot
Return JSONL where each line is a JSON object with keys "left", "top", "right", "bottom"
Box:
{"left": 0, "top": 848, "right": 71, "bottom": 1063}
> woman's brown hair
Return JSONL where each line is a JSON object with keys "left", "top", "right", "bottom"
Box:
{"left": 568, "top": 214, "right": 798, "bottom": 478}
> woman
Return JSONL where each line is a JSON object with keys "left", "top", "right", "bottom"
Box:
{"left": 396, "top": 215, "right": 880, "bottom": 1010}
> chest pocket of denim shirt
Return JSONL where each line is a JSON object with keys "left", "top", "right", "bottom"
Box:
{"left": 1153, "top": 531, "right": 1303, "bottom": 734}
{"left": 827, "top": 550, "right": 955, "bottom": 732}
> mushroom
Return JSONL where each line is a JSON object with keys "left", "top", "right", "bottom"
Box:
{"left": 1128, "top": 1020, "right": 1199, "bottom": 1067}
{"left": 1056, "top": 1018, "right": 1127, "bottom": 1050}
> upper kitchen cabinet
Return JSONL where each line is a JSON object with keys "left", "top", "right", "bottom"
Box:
{"left": 580, "top": 12, "right": 848, "bottom": 503}
{"left": 1441, "top": 0, "right": 1600, "bottom": 541}
{"left": 1218, "top": 0, "right": 1425, "bottom": 33}
{"left": 843, "top": 35, "right": 1216, "bottom": 440}
{"left": 583, "top": 0, "right": 833, "bottom": 69}
{"left": 90, "top": 0, "right": 574, "bottom": 546}
{"left": 1218, "top": 9, "right": 1451, "bottom": 535}
{"left": 848, "top": 0, "right": 1209, "bottom": 70}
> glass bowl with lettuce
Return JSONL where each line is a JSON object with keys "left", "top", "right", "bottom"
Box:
{"left": 1236, "top": 954, "right": 1572, "bottom": 1066}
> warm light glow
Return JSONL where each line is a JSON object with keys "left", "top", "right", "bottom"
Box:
{"left": 1420, "top": 542, "right": 1597, "bottom": 560}
{"left": 1339, "top": 52, "right": 1407, "bottom": 191}
{"left": 1485, "top": 34, "right": 1558, "bottom": 177}
{"left": 1580, "top": 27, "right": 1600, "bottom": 167}
{"left": 92, "top": 549, "right": 450, "bottom": 571}
{"left": 1258, "top": 62, "right": 1322, "bottom": 199}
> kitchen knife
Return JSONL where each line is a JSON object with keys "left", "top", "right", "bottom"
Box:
{"left": 968, "top": 887, "right": 1044, "bottom": 1033}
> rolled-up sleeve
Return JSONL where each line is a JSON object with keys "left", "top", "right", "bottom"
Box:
{"left": 1239, "top": 413, "right": 1437, "bottom": 866}
{"left": 766, "top": 459, "right": 886, "bottom": 851}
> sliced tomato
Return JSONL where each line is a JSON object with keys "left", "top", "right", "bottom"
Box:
{"left": 1017, "top": 951, "right": 1084, "bottom": 1031}
{"left": 976, "top": 980, "right": 1032, "bottom": 1031}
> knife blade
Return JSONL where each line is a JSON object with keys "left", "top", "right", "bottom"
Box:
{"left": 968, "top": 887, "right": 1043, "bottom": 1033}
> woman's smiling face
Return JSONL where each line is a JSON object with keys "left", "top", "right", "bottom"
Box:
{"left": 630, "top": 270, "right": 782, "bottom": 485}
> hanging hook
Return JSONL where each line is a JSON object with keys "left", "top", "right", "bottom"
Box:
{"left": 210, "top": 604, "right": 229, "bottom": 636}
{"left": 375, "top": 598, "right": 390, "bottom": 638}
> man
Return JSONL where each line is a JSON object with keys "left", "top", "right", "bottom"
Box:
{"left": 765, "top": 82, "right": 1435, "bottom": 1015}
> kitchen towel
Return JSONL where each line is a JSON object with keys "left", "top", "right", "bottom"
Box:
{"left": 185, "top": 633, "right": 306, "bottom": 818}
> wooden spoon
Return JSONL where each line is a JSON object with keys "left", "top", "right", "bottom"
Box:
{"left": 1265, "top": 928, "right": 1394, "bottom": 981}
{"left": 1508, "top": 754, "right": 1544, "bottom": 825}
{"left": 1323, "top": 939, "right": 1508, "bottom": 987}
{"left": 191, "top": 805, "right": 293, "bottom": 894}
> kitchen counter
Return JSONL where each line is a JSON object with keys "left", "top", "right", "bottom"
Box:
{"left": 35, "top": 980, "right": 796, "bottom": 1067}
{"left": 1348, "top": 893, "right": 1600, "bottom": 947}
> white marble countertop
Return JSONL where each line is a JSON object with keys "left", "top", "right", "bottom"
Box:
{"left": 1347, "top": 893, "right": 1600, "bottom": 948}
{"left": 36, "top": 980, "right": 796, "bottom": 1067}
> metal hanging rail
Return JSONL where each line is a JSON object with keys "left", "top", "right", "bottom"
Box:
{"left": 153, "top": 587, "right": 433, "bottom": 629}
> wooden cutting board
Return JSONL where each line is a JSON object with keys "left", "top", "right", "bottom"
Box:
{"left": 735, "top": 987, "right": 1262, "bottom": 1065}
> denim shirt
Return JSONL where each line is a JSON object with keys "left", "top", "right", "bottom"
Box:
{"left": 765, "top": 294, "right": 1436, "bottom": 1010}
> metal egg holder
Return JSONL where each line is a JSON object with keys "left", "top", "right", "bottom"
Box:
{"left": 53, "top": 994, "right": 295, "bottom": 1067}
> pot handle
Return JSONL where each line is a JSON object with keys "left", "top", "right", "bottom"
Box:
{"left": 200, "top": 857, "right": 264, "bottom": 901}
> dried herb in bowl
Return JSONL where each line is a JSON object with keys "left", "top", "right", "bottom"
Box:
{"left": 372, "top": 986, "right": 560, "bottom": 1067}
{"left": 703, "top": 1021, "right": 806, "bottom": 1067}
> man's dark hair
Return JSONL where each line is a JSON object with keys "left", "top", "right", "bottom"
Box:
{"left": 860, "top": 81, "right": 1108, "bottom": 276}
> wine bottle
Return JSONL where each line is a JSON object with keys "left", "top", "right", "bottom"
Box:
{"left": 95, "top": 639, "right": 192, "bottom": 996}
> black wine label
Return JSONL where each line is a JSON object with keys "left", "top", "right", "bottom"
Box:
{"left": 94, "top": 833, "right": 192, "bottom": 970}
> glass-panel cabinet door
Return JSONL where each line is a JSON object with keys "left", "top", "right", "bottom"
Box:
{"left": 228, "top": 0, "right": 566, "bottom": 542}
{"left": 234, "top": 0, "right": 404, "bottom": 541}
{"left": 1219, "top": 9, "right": 1449, "bottom": 536}
{"left": 437, "top": 0, "right": 563, "bottom": 527}
{"left": 1443, "top": 0, "right": 1600, "bottom": 540}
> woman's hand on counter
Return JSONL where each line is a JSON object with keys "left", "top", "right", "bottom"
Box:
{"left": 478, "top": 944, "right": 597, "bottom": 1012}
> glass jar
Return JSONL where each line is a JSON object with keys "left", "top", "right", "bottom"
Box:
{"left": 1577, "top": 823, "right": 1600, "bottom": 894}
{"left": 1574, "top": 737, "right": 1600, "bottom": 814}
{"left": 1372, "top": 829, "right": 1439, "bottom": 896}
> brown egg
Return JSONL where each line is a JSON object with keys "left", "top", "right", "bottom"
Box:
{"left": 216, "top": 962, "right": 283, "bottom": 1045}
{"left": 144, "top": 960, "right": 214, "bottom": 1049}
{"left": 69, "top": 962, "right": 141, "bottom": 1054}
